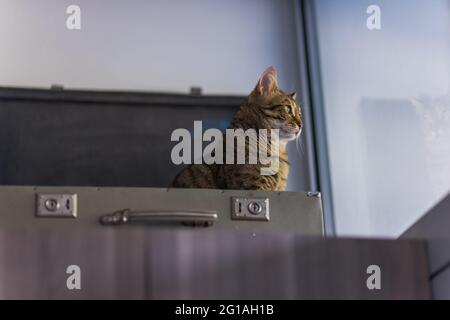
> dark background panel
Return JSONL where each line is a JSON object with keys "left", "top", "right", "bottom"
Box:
{"left": 0, "top": 88, "right": 243, "bottom": 187}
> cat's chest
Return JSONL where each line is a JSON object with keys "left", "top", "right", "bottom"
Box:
{"left": 276, "top": 156, "right": 290, "bottom": 190}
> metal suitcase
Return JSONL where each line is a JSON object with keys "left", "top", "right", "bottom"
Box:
{"left": 0, "top": 186, "right": 323, "bottom": 234}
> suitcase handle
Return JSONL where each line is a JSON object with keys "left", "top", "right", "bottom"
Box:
{"left": 99, "top": 209, "right": 218, "bottom": 227}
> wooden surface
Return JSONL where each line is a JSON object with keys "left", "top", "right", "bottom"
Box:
{"left": 0, "top": 230, "right": 431, "bottom": 299}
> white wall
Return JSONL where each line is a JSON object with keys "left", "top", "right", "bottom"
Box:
{"left": 315, "top": 0, "right": 450, "bottom": 237}
{"left": 0, "top": 0, "right": 300, "bottom": 95}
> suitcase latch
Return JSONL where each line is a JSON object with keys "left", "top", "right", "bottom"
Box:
{"left": 36, "top": 193, "right": 77, "bottom": 218}
{"left": 231, "top": 197, "right": 269, "bottom": 221}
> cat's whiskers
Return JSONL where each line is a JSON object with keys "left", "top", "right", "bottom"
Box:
{"left": 295, "top": 130, "right": 305, "bottom": 156}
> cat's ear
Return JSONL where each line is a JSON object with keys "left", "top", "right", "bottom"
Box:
{"left": 289, "top": 92, "right": 297, "bottom": 100}
{"left": 255, "top": 66, "right": 278, "bottom": 97}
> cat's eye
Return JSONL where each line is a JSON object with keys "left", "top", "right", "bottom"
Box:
{"left": 284, "top": 106, "right": 293, "bottom": 114}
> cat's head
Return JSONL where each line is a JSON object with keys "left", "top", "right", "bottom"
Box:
{"left": 248, "top": 66, "right": 303, "bottom": 141}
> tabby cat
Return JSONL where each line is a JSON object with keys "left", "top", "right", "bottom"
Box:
{"left": 171, "top": 66, "right": 303, "bottom": 191}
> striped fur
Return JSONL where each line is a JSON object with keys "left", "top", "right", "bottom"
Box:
{"left": 172, "top": 67, "right": 303, "bottom": 191}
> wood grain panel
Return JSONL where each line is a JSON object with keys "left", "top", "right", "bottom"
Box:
{"left": 0, "top": 230, "right": 431, "bottom": 299}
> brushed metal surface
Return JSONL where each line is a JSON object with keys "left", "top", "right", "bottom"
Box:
{"left": 0, "top": 186, "right": 324, "bottom": 235}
